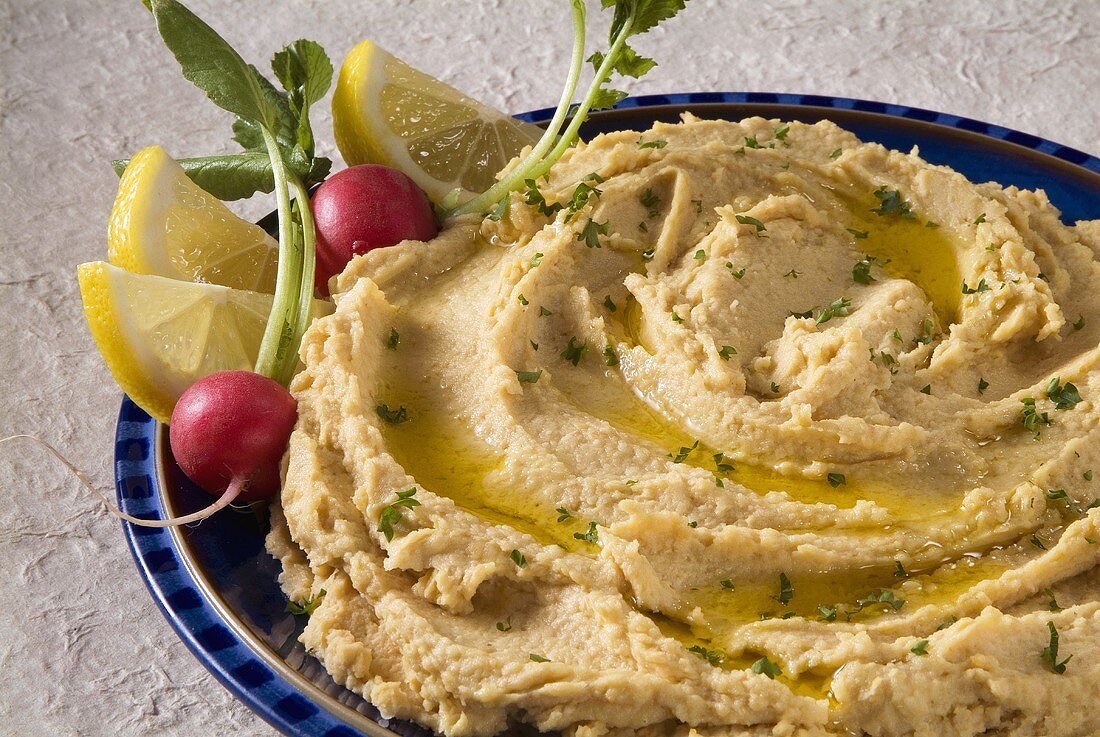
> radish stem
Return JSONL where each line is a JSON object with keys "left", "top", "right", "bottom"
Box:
{"left": 0, "top": 434, "right": 248, "bottom": 527}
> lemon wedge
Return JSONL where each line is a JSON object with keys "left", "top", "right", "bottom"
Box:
{"left": 108, "top": 146, "right": 280, "bottom": 293}
{"left": 332, "top": 40, "right": 543, "bottom": 202}
{"left": 77, "top": 261, "right": 332, "bottom": 423}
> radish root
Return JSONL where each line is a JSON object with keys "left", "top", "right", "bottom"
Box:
{"left": 0, "top": 434, "right": 246, "bottom": 527}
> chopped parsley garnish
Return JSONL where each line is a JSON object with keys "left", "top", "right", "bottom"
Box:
{"left": 671, "top": 309, "right": 684, "bottom": 323}
{"left": 531, "top": 340, "right": 539, "bottom": 350}
{"left": 770, "top": 381, "right": 781, "bottom": 394}
{"left": 829, "top": 148, "right": 842, "bottom": 159}
{"left": 603, "top": 294, "right": 617, "bottom": 312}
{"left": 639, "top": 187, "right": 660, "bottom": 213}
{"left": 1072, "top": 315, "right": 1085, "bottom": 330}
{"left": 718, "top": 345, "right": 737, "bottom": 361}
{"left": 847, "top": 228, "right": 869, "bottom": 239}
{"left": 871, "top": 186, "right": 915, "bottom": 219}
{"left": 530, "top": 252, "right": 544, "bottom": 267}
{"left": 852, "top": 255, "right": 880, "bottom": 284}
{"left": 774, "top": 572, "right": 794, "bottom": 605}
{"left": 523, "top": 179, "right": 562, "bottom": 217}
{"left": 560, "top": 336, "right": 587, "bottom": 366}
{"left": 688, "top": 519, "right": 699, "bottom": 527}
{"left": 671, "top": 440, "right": 699, "bottom": 463}
{"left": 978, "top": 377, "right": 989, "bottom": 395}
{"left": 496, "top": 616, "right": 513, "bottom": 632}
{"left": 974, "top": 213, "right": 986, "bottom": 225}
{"left": 784, "top": 269, "right": 801, "bottom": 279}
{"left": 555, "top": 507, "right": 573, "bottom": 523}
{"left": 744, "top": 135, "right": 760, "bottom": 149}
{"left": 566, "top": 183, "right": 602, "bottom": 217}
{"left": 691, "top": 199, "right": 703, "bottom": 214}
{"left": 487, "top": 196, "right": 509, "bottom": 221}
{"left": 375, "top": 403, "right": 408, "bottom": 425}
{"left": 694, "top": 249, "right": 707, "bottom": 261}
{"left": 894, "top": 560, "right": 909, "bottom": 578}
{"left": 720, "top": 579, "right": 736, "bottom": 590}
{"left": 1042, "top": 621, "right": 1071, "bottom": 674}
{"left": 516, "top": 369, "right": 543, "bottom": 383}
{"left": 579, "top": 218, "right": 609, "bottom": 248}
{"left": 1029, "top": 534, "right": 1047, "bottom": 550}
{"left": 751, "top": 656, "right": 781, "bottom": 679}
{"left": 827, "top": 473, "right": 846, "bottom": 488}
{"left": 1044, "top": 588, "right": 1062, "bottom": 612}
{"left": 638, "top": 220, "right": 648, "bottom": 232}
{"left": 735, "top": 214, "right": 767, "bottom": 233}
{"left": 961, "top": 279, "right": 991, "bottom": 294}
{"left": 1085, "top": 470, "right": 1094, "bottom": 481}
{"left": 539, "top": 306, "right": 553, "bottom": 317}
{"left": 385, "top": 327, "right": 400, "bottom": 350}
{"left": 573, "top": 521, "right": 599, "bottom": 544}
{"left": 287, "top": 588, "right": 326, "bottom": 616}
{"left": 1020, "top": 397, "right": 1052, "bottom": 437}
{"left": 818, "top": 605, "right": 838, "bottom": 622}
{"left": 790, "top": 308, "right": 814, "bottom": 319}
{"left": 892, "top": 329, "right": 903, "bottom": 342}
{"left": 518, "top": 293, "right": 529, "bottom": 306}
{"left": 920, "top": 384, "right": 931, "bottom": 394}
{"left": 726, "top": 262, "right": 745, "bottom": 279}
{"left": 936, "top": 616, "right": 958, "bottom": 631}
{"left": 774, "top": 124, "right": 790, "bottom": 142}
{"left": 713, "top": 452, "right": 735, "bottom": 474}
{"left": 816, "top": 296, "right": 852, "bottom": 324}
{"left": 855, "top": 589, "right": 905, "bottom": 612}
{"left": 529, "top": 653, "right": 551, "bottom": 663}
{"left": 911, "top": 320, "right": 934, "bottom": 347}
{"left": 510, "top": 549, "right": 528, "bottom": 568}
{"left": 688, "top": 644, "right": 724, "bottom": 666}
{"left": 641, "top": 247, "right": 655, "bottom": 260}
{"left": 1046, "top": 377, "right": 1082, "bottom": 410}
{"left": 377, "top": 487, "right": 420, "bottom": 541}
{"left": 910, "top": 640, "right": 929, "bottom": 656}
{"left": 603, "top": 345, "right": 619, "bottom": 366}
{"left": 638, "top": 138, "right": 667, "bottom": 149}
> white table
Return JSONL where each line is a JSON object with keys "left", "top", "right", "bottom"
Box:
{"left": 1, "top": 1, "right": 1097, "bottom": 734}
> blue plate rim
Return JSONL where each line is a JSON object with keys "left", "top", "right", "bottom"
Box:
{"left": 115, "top": 90, "right": 1100, "bottom": 737}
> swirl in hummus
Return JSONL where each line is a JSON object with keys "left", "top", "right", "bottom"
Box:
{"left": 268, "top": 115, "right": 1100, "bottom": 737}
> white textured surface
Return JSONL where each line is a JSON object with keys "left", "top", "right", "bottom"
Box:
{"left": 0, "top": 1, "right": 1097, "bottom": 735}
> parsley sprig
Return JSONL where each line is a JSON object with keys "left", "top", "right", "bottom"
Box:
{"left": 377, "top": 488, "right": 421, "bottom": 541}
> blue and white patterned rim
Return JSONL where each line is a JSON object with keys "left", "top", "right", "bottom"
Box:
{"left": 517, "top": 92, "right": 1100, "bottom": 172}
{"left": 115, "top": 91, "right": 1099, "bottom": 737}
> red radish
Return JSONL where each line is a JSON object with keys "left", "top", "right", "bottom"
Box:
{"left": 0, "top": 371, "right": 297, "bottom": 528}
{"left": 169, "top": 371, "right": 298, "bottom": 504}
{"left": 311, "top": 164, "right": 438, "bottom": 296}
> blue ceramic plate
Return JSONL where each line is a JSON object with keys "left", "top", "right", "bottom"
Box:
{"left": 115, "top": 93, "right": 1100, "bottom": 737}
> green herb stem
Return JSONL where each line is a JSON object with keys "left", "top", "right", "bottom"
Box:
{"left": 254, "top": 125, "right": 302, "bottom": 384}
{"left": 449, "top": 0, "right": 588, "bottom": 217}
{"left": 522, "top": 12, "right": 634, "bottom": 184}
{"left": 289, "top": 174, "right": 318, "bottom": 369}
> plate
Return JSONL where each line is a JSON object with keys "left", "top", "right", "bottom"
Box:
{"left": 114, "top": 92, "right": 1100, "bottom": 737}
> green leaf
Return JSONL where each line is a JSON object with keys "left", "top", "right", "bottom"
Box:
{"left": 589, "top": 86, "right": 629, "bottom": 110}
{"left": 272, "top": 39, "right": 333, "bottom": 158}
{"left": 751, "top": 656, "right": 781, "bottom": 679}
{"left": 113, "top": 152, "right": 274, "bottom": 201}
{"left": 286, "top": 588, "right": 326, "bottom": 616}
{"left": 148, "top": 0, "right": 287, "bottom": 133}
{"left": 1046, "top": 377, "right": 1082, "bottom": 410}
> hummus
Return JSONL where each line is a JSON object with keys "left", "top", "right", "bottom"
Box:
{"left": 267, "top": 115, "right": 1100, "bottom": 737}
